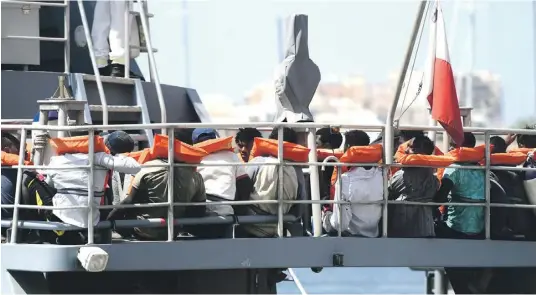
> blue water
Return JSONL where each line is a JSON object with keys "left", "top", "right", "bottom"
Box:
{"left": 277, "top": 267, "right": 425, "bottom": 294}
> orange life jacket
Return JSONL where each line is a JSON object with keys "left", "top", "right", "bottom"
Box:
{"left": 49, "top": 135, "right": 108, "bottom": 155}
{"left": 194, "top": 136, "right": 234, "bottom": 154}
{"left": 1, "top": 151, "right": 31, "bottom": 166}
{"left": 249, "top": 137, "right": 310, "bottom": 162}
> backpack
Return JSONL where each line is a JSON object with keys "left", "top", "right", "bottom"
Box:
{"left": 21, "top": 170, "right": 57, "bottom": 220}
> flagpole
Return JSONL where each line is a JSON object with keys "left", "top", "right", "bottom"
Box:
{"left": 385, "top": 0, "right": 428, "bottom": 164}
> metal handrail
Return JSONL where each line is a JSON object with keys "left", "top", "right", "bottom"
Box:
{"left": 1, "top": 123, "right": 536, "bottom": 243}
{"left": 76, "top": 0, "right": 109, "bottom": 125}
{"left": 135, "top": 0, "right": 167, "bottom": 134}
{"left": 1, "top": 0, "right": 70, "bottom": 73}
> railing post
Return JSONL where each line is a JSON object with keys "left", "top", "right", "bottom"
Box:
{"left": 382, "top": 131, "right": 389, "bottom": 237}
{"left": 167, "top": 128, "right": 175, "bottom": 241}
{"left": 124, "top": 0, "right": 131, "bottom": 78}
{"left": 484, "top": 131, "right": 491, "bottom": 239}
{"left": 87, "top": 128, "right": 95, "bottom": 244}
{"left": 277, "top": 126, "right": 284, "bottom": 237}
{"left": 307, "top": 128, "right": 322, "bottom": 237}
{"left": 64, "top": 0, "right": 70, "bottom": 74}
{"left": 9, "top": 130, "right": 27, "bottom": 243}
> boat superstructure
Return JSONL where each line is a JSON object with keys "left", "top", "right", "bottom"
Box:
{"left": 2, "top": 1, "right": 536, "bottom": 294}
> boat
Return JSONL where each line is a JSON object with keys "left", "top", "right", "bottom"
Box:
{"left": 2, "top": 0, "right": 536, "bottom": 294}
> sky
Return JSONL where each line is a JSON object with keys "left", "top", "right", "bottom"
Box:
{"left": 139, "top": 0, "right": 536, "bottom": 126}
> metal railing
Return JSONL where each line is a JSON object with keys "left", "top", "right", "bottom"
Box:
{"left": 1, "top": 0, "right": 70, "bottom": 73}
{"left": 1, "top": 122, "right": 536, "bottom": 244}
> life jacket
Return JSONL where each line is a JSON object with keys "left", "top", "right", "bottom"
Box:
{"left": 49, "top": 135, "right": 108, "bottom": 155}
{"left": 317, "top": 149, "right": 343, "bottom": 161}
{"left": 1, "top": 151, "right": 31, "bottom": 166}
{"left": 138, "top": 134, "right": 208, "bottom": 164}
{"left": 249, "top": 137, "right": 310, "bottom": 162}
{"left": 194, "top": 136, "right": 234, "bottom": 154}
{"left": 390, "top": 141, "right": 445, "bottom": 177}
{"left": 508, "top": 147, "right": 536, "bottom": 155}
{"left": 478, "top": 152, "right": 528, "bottom": 166}
{"left": 329, "top": 144, "right": 384, "bottom": 205}
{"left": 122, "top": 149, "right": 148, "bottom": 163}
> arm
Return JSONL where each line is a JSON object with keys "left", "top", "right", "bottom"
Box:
{"left": 94, "top": 153, "right": 141, "bottom": 175}
{"left": 185, "top": 172, "right": 207, "bottom": 218}
{"left": 106, "top": 172, "right": 145, "bottom": 220}
{"left": 434, "top": 177, "right": 454, "bottom": 202}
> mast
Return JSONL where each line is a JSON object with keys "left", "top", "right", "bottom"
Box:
{"left": 466, "top": 0, "right": 475, "bottom": 108}
{"left": 533, "top": 1, "right": 536, "bottom": 115}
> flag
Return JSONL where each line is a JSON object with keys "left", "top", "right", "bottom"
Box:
{"left": 422, "top": 1, "right": 464, "bottom": 147}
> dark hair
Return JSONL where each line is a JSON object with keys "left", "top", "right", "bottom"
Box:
{"left": 105, "top": 131, "right": 135, "bottom": 154}
{"left": 517, "top": 125, "right": 536, "bottom": 148}
{"left": 269, "top": 127, "right": 298, "bottom": 144}
{"left": 235, "top": 128, "right": 262, "bottom": 144}
{"left": 462, "top": 132, "right": 476, "bottom": 148}
{"left": 490, "top": 136, "right": 507, "bottom": 154}
{"left": 344, "top": 130, "right": 370, "bottom": 149}
{"left": 410, "top": 135, "right": 435, "bottom": 155}
{"left": 399, "top": 130, "right": 425, "bottom": 142}
{"left": 1, "top": 132, "right": 20, "bottom": 152}
{"left": 316, "top": 128, "right": 343, "bottom": 149}
{"left": 175, "top": 129, "right": 193, "bottom": 145}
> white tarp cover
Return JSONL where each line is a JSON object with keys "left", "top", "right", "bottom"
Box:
{"left": 274, "top": 14, "right": 321, "bottom": 123}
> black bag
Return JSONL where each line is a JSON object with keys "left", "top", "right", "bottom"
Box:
{"left": 21, "top": 170, "right": 57, "bottom": 221}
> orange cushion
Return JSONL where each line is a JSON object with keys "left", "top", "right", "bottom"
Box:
{"left": 194, "top": 136, "right": 234, "bottom": 154}
{"left": 249, "top": 137, "right": 310, "bottom": 162}
{"left": 447, "top": 144, "right": 488, "bottom": 163}
{"left": 49, "top": 135, "right": 107, "bottom": 155}
{"left": 317, "top": 149, "right": 343, "bottom": 161}
{"left": 1, "top": 151, "right": 31, "bottom": 166}
{"left": 148, "top": 134, "right": 208, "bottom": 164}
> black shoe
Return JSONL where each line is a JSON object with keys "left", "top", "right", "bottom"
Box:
{"left": 110, "top": 64, "right": 146, "bottom": 81}
{"left": 98, "top": 64, "right": 112, "bottom": 76}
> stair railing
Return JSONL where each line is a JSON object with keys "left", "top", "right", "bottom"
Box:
{"left": 76, "top": 0, "right": 109, "bottom": 125}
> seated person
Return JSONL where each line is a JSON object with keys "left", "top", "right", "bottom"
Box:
{"left": 1, "top": 133, "right": 20, "bottom": 220}
{"left": 388, "top": 135, "right": 439, "bottom": 238}
{"left": 235, "top": 128, "right": 263, "bottom": 162}
{"left": 103, "top": 131, "right": 137, "bottom": 206}
{"left": 322, "top": 130, "right": 383, "bottom": 237}
{"left": 192, "top": 128, "right": 252, "bottom": 217}
{"left": 435, "top": 132, "right": 485, "bottom": 239}
{"left": 241, "top": 128, "right": 305, "bottom": 237}
{"left": 107, "top": 130, "right": 206, "bottom": 240}
{"left": 46, "top": 131, "right": 141, "bottom": 230}
{"left": 316, "top": 127, "right": 343, "bottom": 201}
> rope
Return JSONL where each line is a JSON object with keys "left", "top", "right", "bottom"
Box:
{"left": 397, "top": 1, "right": 432, "bottom": 121}
{"left": 288, "top": 268, "right": 308, "bottom": 295}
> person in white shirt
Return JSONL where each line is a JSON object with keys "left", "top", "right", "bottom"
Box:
{"left": 322, "top": 130, "right": 384, "bottom": 237}
{"left": 91, "top": 0, "right": 142, "bottom": 79}
{"left": 192, "top": 128, "right": 252, "bottom": 217}
{"left": 46, "top": 131, "right": 141, "bottom": 229}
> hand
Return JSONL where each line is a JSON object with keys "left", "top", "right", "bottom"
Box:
{"left": 505, "top": 134, "right": 517, "bottom": 146}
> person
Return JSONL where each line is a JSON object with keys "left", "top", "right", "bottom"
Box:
{"left": 517, "top": 124, "right": 536, "bottom": 149}
{"left": 235, "top": 128, "right": 262, "bottom": 162}
{"left": 46, "top": 131, "right": 141, "bottom": 230}
{"left": 103, "top": 131, "right": 136, "bottom": 205}
{"left": 322, "top": 130, "right": 383, "bottom": 237}
{"left": 388, "top": 135, "right": 439, "bottom": 237}
{"left": 107, "top": 132, "right": 207, "bottom": 240}
{"left": 316, "top": 127, "right": 343, "bottom": 201}
{"left": 240, "top": 127, "right": 305, "bottom": 237}
{"left": 490, "top": 136, "right": 508, "bottom": 154}
{"left": 192, "top": 128, "right": 252, "bottom": 218}
{"left": 1, "top": 133, "right": 21, "bottom": 219}
{"left": 435, "top": 132, "right": 485, "bottom": 238}
{"left": 91, "top": 0, "right": 142, "bottom": 79}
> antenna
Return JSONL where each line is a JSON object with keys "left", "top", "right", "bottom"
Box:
{"left": 533, "top": 1, "right": 536, "bottom": 115}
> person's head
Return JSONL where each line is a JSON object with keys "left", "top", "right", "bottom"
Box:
{"left": 1, "top": 132, "right": 20, "bottom": 155}
{"left": 490, "top": 136, "right": 507, "bottom": 154}
{"left": 191, "top": 128, "right": 218, "bottom": 144}
{"left": 406, "top": 135, "right": 435, "bottom": 155}
{"left": 174, "top": 129, "right": 194, "bottom": 145}
{"left": 343, "top": 130, "right": 370, "bottom": 151}
{"left": 105, "top": 131, "right": 135, "bottom": 155}
{"left": 451, "top": 132, "right": 476, "bottom": 150}
{"left": 399, "top": 130, "right": 425, "bottom": 143}
{"left": 316, "top": 127, "right": 343, "bottom": 149}
{"left": 517, "top": 124, "right": 536, "bottom": 148}
{"left": 269, "top": 127, "right": 298, "bottom": 144}
{"left": 235, "top": 128, "right": 262, "bottom": 162}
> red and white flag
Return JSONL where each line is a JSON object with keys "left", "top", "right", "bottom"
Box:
{"left": 422, "top": 1, "right": 464, "bottom": 147}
